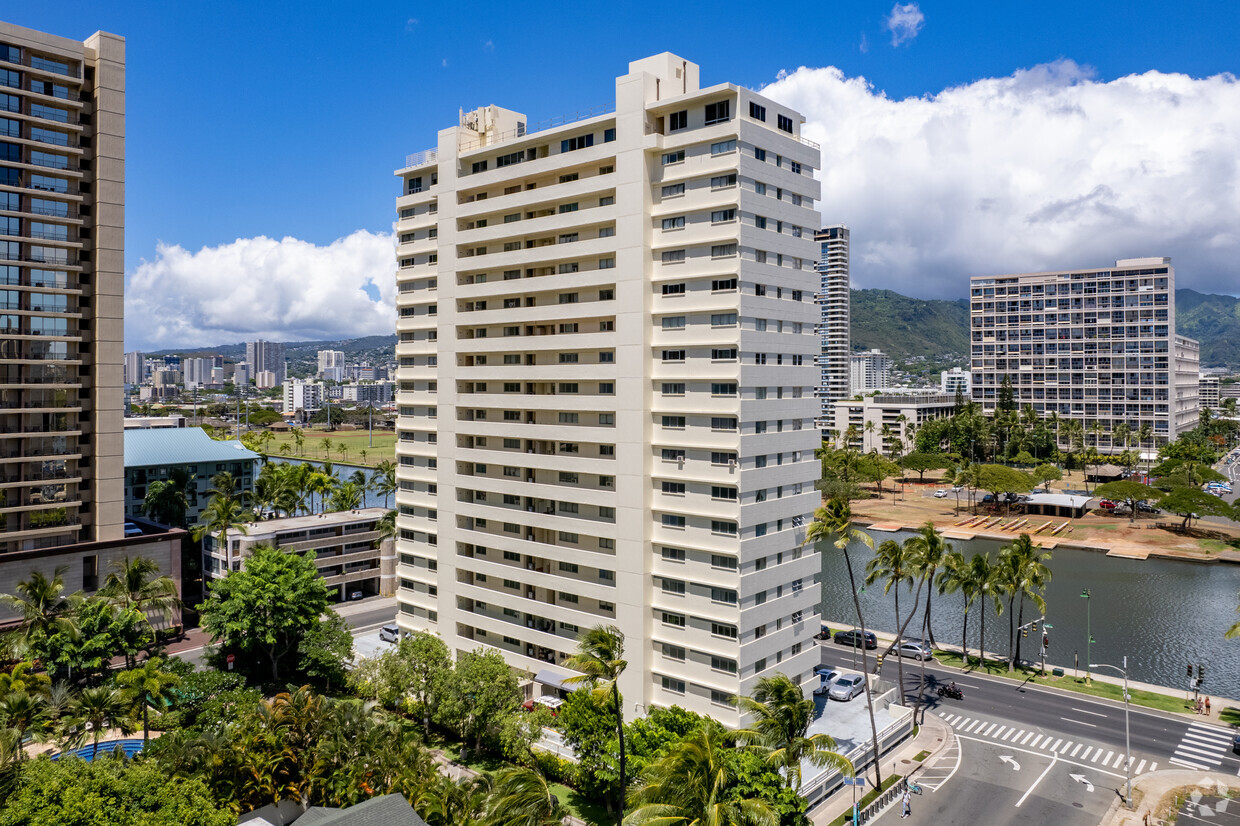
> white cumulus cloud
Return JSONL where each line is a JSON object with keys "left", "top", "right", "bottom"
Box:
{"left": 125, "top": 230, "right": 396, "bottom": 350}
{"left": 885, "top": 3, "right": 925, "bottom": 46}
{"left": 761, "top": 60, "right": 1240, "bottom": 297}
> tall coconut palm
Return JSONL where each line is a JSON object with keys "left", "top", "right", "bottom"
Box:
{"left": 999, "top": 534, "right": 1052, "bottom": 671}
{"left": 115, "top": 656, "right": 180, "bottom": 742}
{"left": 0, "top": 691, "right": 50, "bottom": 758}
{"left": 563, "top": 625, "right": 628, "bottom": 826}
{"left": 192, "top": 494, "right": 250, "bottom": 574}
{"left": 486, "top": 766, "right": 565, "bottom": 826}
{"left": 625, "top": 723, "right": 777, "bottom": 826}
{"left": 0, "top": 566, "right": 79, "bottom": 659}
{"left": 804, "top": 498, "right": 882, "bottom": 790}
{"left": 373, "top": 459, "right": 397, "bottom": 508}
{"left": 936, "top": 551, "right": 981, "bottom": 667}
{"left": 905, "top": 521, "right": 950, "bottom": 648}
{"left": 291, "top": 427, "right": 305, "bottom": 456}
{"left": 67, "top": 686, "right": 132, "bottom": 758}
{"left": 330, "top": 481, "right": 365, "bottom": 512}
{"left": 99, "top": 555, "right": 182, "bottom": 641}
{"left": 735, "top": 673, "right": 853, "bottom": 792}
{"left": 320, "top": 437, "right": 333, "bottom": 459}
{"left": 864, "top": 539, "right": 923, "bottom": 701}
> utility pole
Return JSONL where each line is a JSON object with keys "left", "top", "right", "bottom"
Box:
{"left": 368, "top": 402, "right": 373, "bottom": 449}
{"left": 1093, "top": 659, "right": 1132, "bottom": 808}
{"left": 1080, "top": 588, "right": 1092, "bottom": 684}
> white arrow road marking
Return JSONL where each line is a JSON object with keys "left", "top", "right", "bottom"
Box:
{"left": 1000, "top": 755, "right": 1021, "bottom": 771}
{"left": 1069, "top": 773, "right": 1094, "bottom": 792}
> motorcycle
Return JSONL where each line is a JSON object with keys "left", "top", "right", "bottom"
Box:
{"left": 937, "top": 683, "right": 964, "bottom": 700}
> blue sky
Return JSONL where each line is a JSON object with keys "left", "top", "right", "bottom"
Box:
{"left": 8, "top": 1, "right": 1240, "bottom": 348}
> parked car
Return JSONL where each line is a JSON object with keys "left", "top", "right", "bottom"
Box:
{"left": 813, "top": 624, "right": 833, "bottom": 640}
{"left": 1137, "top": 501, "right": 1161, "bottom": 514}
{"left": 379, "top": 624, "right": 400, "bottom": 643}
{"left": 896, "top": 640, "right": 933, "bottom": 661}
{"left": 1233, "top": 731, "right": 1240, "bottom": 754}
{"left": 833, "top": 629, "right": 878, "bottom": 650}
{"left": 933, "top": 490, "right": 948, "bottom": 499}
{"left": 1098, "top": 500, "right": 1117, "bottom": 510}
{"left": 813, "top": 667, "right": 840, "bottom": 695}
{"left": 827, "top": 674, "right": 866, "bottom": 702}
{"left": 981, "top": 494, "right": 996, "bottom": 503}
{"left": 349, "top": 590, "right": 364, "bottom": 600}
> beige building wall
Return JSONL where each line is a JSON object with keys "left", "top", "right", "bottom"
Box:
{"left": 0, "top": 23, "right": 126, "bottom": 553}
{"left": 393, "top": 54, "right": 823, "bottom": 724}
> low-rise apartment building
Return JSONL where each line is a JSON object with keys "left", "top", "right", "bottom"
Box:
{"left": 123, "top": 427, "right": 259, "bottom": 525}
{"left": 828, "top": 394, "right": 957, "bottom": 456}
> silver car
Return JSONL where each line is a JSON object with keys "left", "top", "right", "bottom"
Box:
{"left": 827, "top": 674, "right": 865, "bottom": 702}
{"left": 896, "top": 640, "right": 933, "bottom": 661}
{"left": 379, "top": 624, "right": 400, "bottom": 643}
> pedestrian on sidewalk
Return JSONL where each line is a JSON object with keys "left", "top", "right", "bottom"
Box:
{"left": 1206, "top": 697, "right": 1212, "bottom": 715}
{"left": 902, "top": 788, "right": 911, "bottom": 818}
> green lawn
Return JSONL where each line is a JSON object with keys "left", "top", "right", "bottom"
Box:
{"left": 933, "top": 651, "right": 1196, "bottom": 714}
{"left": 264, "top": 428, "right": 398, "bottom": 467}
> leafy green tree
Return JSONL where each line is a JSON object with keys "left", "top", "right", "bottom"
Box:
{"left": 1031, "top": 463, "right": 1062, "bottom": 492}
{"left": 557, "top": 687, "right": 617, "bottom": 803}
{"left": 564, "top": 624, "right": 629, "bottom": 825}
{"left": 626, "top": 723, "right": 777, "bottom": 826}
{"left": 1094, "top": 480, "right": 1165, "bottom": 523}
{"left": 0, "top": 756, "right": 233, "bottom": 826}
{"left": 197, "top": 545, "right": 331, "bottom": 681}
{"left": 0, "top": 566, "right": 79, "bottom": 661}
{"left": 1159, "top": 487, "right": 1237, "bottom": 531}
{"left": 401, "top": 631, "right": 451, "bottom": 728}
{"left": 437, "top": 648, "right": 520, "bottom": 754}
{"left": 41, "top": 598, "right": 149, "bottom": 684}
{"left": 900, "top": 452, "right": 945, "bottom": 483}
{"left": 622, "top": 705, "right": 704, "bottom": 778}
{"left": 116, "top": 657, "right": 181, "bottom": 743}
{"left": 297, "top": 613, "right": 354, "bottom": 690}
{"left": 100, "top": 555, "right": 182, "bottom": 644}
{"left": 66, "top": 686, "right": 133, "bottom": 756}
{"left": 974, "top": 463, "right": 1035, "bottom": 511}
{"left": 735, "top": 674, "right": 852, "bottom": 792}
{"left": 142, "top": 476, "right": 190, "bottom": 529}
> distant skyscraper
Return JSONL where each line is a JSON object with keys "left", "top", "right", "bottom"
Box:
{"left": 941, "top": 368, "right": 972, "bottom": 395}
{"left": 183, "top": 357, "right": 213, "bottom": 389}
{"left": 124, "top": 351, "right": 144, "bottom": 385}
{"left": 317, "top": 349, "right": 345, "bottom": 382}
{"left": 815, "top": 226, "right": 850, "bottom": 423}
{"left": 850, "top": 349, "right": 892, "bottom": 392}
{"left": 246, "top": 339, "right": 285, "bottom": 385}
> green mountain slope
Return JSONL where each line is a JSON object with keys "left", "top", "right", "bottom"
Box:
{"left": 849, "top": 289, "right": 970, "bottom": 363}
{"left": 1174, "top": 289, "right": 1240, "bottom": 368}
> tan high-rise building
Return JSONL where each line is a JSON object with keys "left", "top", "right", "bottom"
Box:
{"left": 1, "top": 22, "right": 126, "bottom": 555}
{"left": 393, "top": 54, "right": 824, "bottom": 723}
{"left": 815, "top": 225, "right": 850, "bottom": 423}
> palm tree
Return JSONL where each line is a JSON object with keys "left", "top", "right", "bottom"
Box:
{"left": 864, "top": 539, "right": 922, "bottom": 699}
{"left": 936, "top": 551, "right": 980, "bottom": 667}
{"left": 376, "top": 509, "right": 397, "bottom": 546}
{"left": 320, "top": 437, "right": 333, "bottom": 459}
{"left": 115, "top": 656, "right": 180, "bottom": 743}
{"left": 99, "top": 555, "right": 182, "bottom": 642}
{"left": 999, "top": 534, "right": 1052, "bottom": 671}
{"left": 625, "top": 724, "right": 777, "bottom": 826}
{"left": 192, "top": 494, "right": 250, "bottom": 574}
{"left": 735, "top": 673, "right": 853, "bottom": 792}
{"left": 804, "top": 498, "right": 882, "bottom": 790}
{"left": 486, "top": 766, "right": 565, "bottom": 826}
{"left": 338, "top": 441, "right": 350, "bottom": 463}
{"left": 905, "top": 521, "right": 950, "bottom": 650}
{"left": 0, "top": 566, "right": 79, "bottom": 658}
{"left": 417, "top": 775, "right": 492, "bottom": 826}
{"left": 563, "top": 625, "right": 628, "bottom": 825}
{"left": 330, "top": 481, "right": 365, "bottom": 512}
{"left": 0, "top": 691, "right": 50, "bottom": 758}
{"left": 373, "top": 459, "right": 397, "bottom": 508}
{"left": 67, "top": 686, "right": 132, "bottom": 758}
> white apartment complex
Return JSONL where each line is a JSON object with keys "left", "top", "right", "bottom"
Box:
{"left": 849, "top": 348, "right": 892, "bottom": 393}
{"left": 317, "top": 349, "right": 345, "bottom": 382}
{"left": 1200, "top": 376, "right": 1220, "bottom": 411}
{"left": 393, "top": 53, "right": 823, "bottom": 722}
{"left": 940, "top": 368, "right": 972, "bottom": 395}
{"left": 969, "top": 257, "right": 1199, "bottom": 451}
{"left": 828, "top": 394, "right": 956, "bottom": 456}
{"left": 246, "top": 339, "right": 285, "bottom": 385}
{"left": 815, "top": 225, "right": 850, "bottom": 425}
{"left": 283, "top": 378, "right": 325, "bottom": 415}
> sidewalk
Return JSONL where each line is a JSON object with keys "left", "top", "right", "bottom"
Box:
{"left": 822, "top": 623, "right": 1232, "bottom": 727}
{"left": 811, "top": 710, "right": 952, "bottom": 825}
{"left": 1097, "top": 769, "right": 1237, "bottom": 826}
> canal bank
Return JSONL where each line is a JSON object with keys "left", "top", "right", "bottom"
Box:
{"left": 818, "top": 528, "right": 1240, "bottom": 700}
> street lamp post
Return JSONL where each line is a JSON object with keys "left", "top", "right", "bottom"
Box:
{"left": 1080, "top": 588, "right": 1092, "bottom": 685}
{"left": 1091, "top": 658, "right": 1132, "bottom": 808}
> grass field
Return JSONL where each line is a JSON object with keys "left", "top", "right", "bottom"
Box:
{"left": 263, "top": 428, "right": 399, "bottom": 467}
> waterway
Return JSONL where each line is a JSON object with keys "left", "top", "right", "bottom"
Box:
{"left": 819, "top": 529, "right": 1240, "bottom": 699}
{"left": 267, "top": 458, "right": 391, "bottom": 512}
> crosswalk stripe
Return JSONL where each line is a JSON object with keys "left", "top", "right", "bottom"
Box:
{"left": 1183, "top": 729, "right": 1231, "bottom": 743}
{"left": 1170, "top": 756, "right": 1210, "bottom": 770}
{"left": 1182, "top": 733, "right": 1230, "bottom": 748}
{"left": 1050, "top": 738, "right": 1063, "bottom": 752}
{"left": 1031, "top": 735, "right": 1046, "bottom": 749}
{"left": 945, "top": 714, "right": 960, "bottom": 725}
{"left": 963, "top": 719, "right": 980, "bottom": 733}
{"left": 1020, "top": 732, "right": 1035, "bottom": 745}
{"left": 1059, "top": 741, "right": 1073, "bottom": 754}
{"left": 1176, "top": 743, "right": 1223, "bottom": 761}
{"left": 1149, "top": 762, "right": 1157, "bottom": 772}
{"left": 1190, "top": 722, "right": 1234, "bottom": 738}
{"left": 1135, "top": 759, "right": 1147, "bottom": 774}
{"left": 1111, "top": 753, "right": 1125, "bottom": 769}
{"left": 993, "top": 726, "right": 1007, "bottom": 739}
{"left": 1099, "top": 750, "right": 1113, "bottom": 765}
{"left": 1071, "top": 743, "right": 1084, "bottom": 758}
{"left": 1002, "top": 729, "right": 1018, "bottom": 741}
{"left": 982, "top": 723, "right": 997, "bottom": 737}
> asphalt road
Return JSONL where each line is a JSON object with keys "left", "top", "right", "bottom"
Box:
{"left": 819, "top": 653, "right": 1240, "bottom": 825}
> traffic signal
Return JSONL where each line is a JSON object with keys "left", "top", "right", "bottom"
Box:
{"left": 1198, "top": 664, "right": 1205, "bottom": 684}
{"left": 875, "top": 655, "right": 884, "bottom": 671}
{"left": 1188, "top": 663, "right": 1194, "bottom": 678}
{"left": 1031, "top": 620, "right": 1039, "bottom": 634}
{"left": 1022, "top": 625, "right": 1028, "bottom": 639}
{"left": 1043, "top": 633, "right": 1049, "bottom": 649}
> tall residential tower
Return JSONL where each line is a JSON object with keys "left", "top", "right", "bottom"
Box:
{"left": 393, "top": 54, "right": 824, "bottom": 722}
{"left": 815, "top": 225, "right": 849, "bottom": 424}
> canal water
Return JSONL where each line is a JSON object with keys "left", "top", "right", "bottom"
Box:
{"left": 267, "top": 458, "right": 392, "bottom": 512}
{"left": 819, "top": 529, "right": 1240, "bottom": 700}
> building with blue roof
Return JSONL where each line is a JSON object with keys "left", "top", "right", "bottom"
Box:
{"left": 124, "top": 427, "right": 260, "bottom": 524}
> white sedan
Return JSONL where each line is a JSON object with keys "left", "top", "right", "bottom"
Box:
{"left": 933, "top": 490, "right": 949, "bottom": 499}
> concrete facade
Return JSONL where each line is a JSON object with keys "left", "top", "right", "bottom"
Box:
{"left": 849, "top": 348, "right": 892, "bottom": 392}
{"left": 202, "top": 507, "right": 395, "bottom": 600}
{"left": 393, "top": 53, "right": 823, "bottom": 723}
{"left": 970, "top": 257, "right": 1200, "bottom": 451}
{"left": 941, "top": 368, "right": 972, "bottom": 395}
{"left": 246, "top": 340, "right": 285, "bottom": 385}
{"left": 1200, "top": 376, "right": 1220, "bottom": 411}
{"left": 815, "top": 225, "right": 850, "bottom": 425}
{"left": 828, "top": 393, "right": 956, "bottom": 456}
{"left": 0, "top": 23, "right": 126, "bottom": 555}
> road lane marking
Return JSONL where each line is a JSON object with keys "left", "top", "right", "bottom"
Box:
{"left": 1070, "top": 707, "right": 1109, "bottom": 718}
{"left": 1000, "top": 755, "right": 1021, "bottom": 771}
{"left": 963, "top": 719, "right": 980, "bottom": 733}
{"left": 1071, "top": 743, "right": 1084, "bottom": 757}
{"left": 1190, "top": 722, "right": 1235, "bottom": 737}
{"left": 1069, "top": 773, "right": 1094, "bottom": 792}
{"left": 993, "top": 726, "right": 1008, "bottom": 739}
{"left": 1183, "top": 732, "right": 1231, "bottom": 748}
{"left": 1002, "top": 729, "right": 1019, "bottom": 741}
{"left": 1049, "top": 738, "right": 1063, "bottom": 752}
{"left": 1079, "top": 747, "right": 1093, "bottom": 761}
{"left": 1060, "top": 717, "right": 1098, "bottom": 728}
{"left": 1149, "top": 762, "right": 1157, "bottom": 771}
{"left": 1020, "top": 732, "right": 1035, "bottom": 745}
{"left": 1183, "top": 730, "right": 1232, "bottom": 744}
{"left": 1170, "top": 757, "right": 1211, "bottom": 770}
{"left": 956, "top": 734, "right": 1127, "bottom": 780}
{"left": 1134, "top": 759, "right": 1146, "bottom": 774}
{"left": 1176, "top": 743, "right": 1224, "bottom": 761}
{"left": 1100, "top": 750, "right": 1113, "bottom": 764}
{"left": 1016, "top": 752, "right": 1058, "bottom": 808}
{"left": 1112, "top": 753, "right": 1126, "bottom": 768}
{"left": 982, "top": 723, "right": 997, "bottom": 737}
{"left": 1059, "top": 741, "right": 1074, "bottom": 754}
